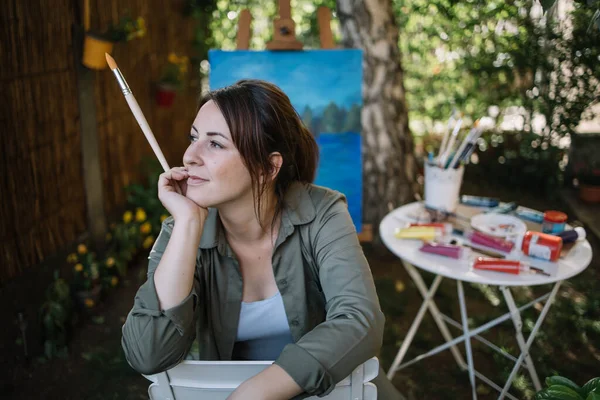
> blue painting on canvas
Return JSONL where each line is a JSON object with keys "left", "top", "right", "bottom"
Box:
{"left": 209, "top": 50, "right": 363, "bottom": 232}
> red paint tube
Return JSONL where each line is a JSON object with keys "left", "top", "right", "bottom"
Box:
{"left": 420, "top": 243, "right": 467, "bottom": 259}
{"left": 472, "top": 257, "right": 549, "bottom": 276}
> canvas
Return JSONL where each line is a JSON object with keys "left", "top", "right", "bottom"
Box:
{"left": 208, "top": 49, "right": 363, "bottom": 232}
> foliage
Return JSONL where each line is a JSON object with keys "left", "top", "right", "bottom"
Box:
{"left": 395, "top": 0, "right": 599, "bottom": 136}
{"left": 93, "top": 15, "right": 146, "bottom": 43}
{"left": 466, "top": 130, "right": 567, "bottom": 194}
{"left": 535, "top": 375, "right": 600, "bottom": 399}
{"left": 39, "top": 270, "right": 72, "bottom": 359}
{"left": 39, "top": 161, "right": 167, "bottom": 358}
{"left": 66, "top": 244, "right": 100, "bottom": 293}
{"left": 159, "top": 53, "right": 190, "bottom": 90}
{"left": 202, "top": 0, "right": 339, "bottom": 52}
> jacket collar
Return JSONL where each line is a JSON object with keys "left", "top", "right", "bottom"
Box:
{"left": 199, "top": 182, "right": 316, "bottom": 254}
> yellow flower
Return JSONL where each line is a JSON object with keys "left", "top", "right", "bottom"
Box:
{"left": 135, "top": 208, "right": 147, "bottom": 222}
{"left": 160, "top": 214, "right": 168, "bottom": 223}
{"left": 74, "top": 263, "right": 84, "bottom": 272}
{"left": 143, "top": 235, "right": 155, "bottom": 249}
{"left": 140, "top": 222, "right": 152, "bottom": 235}
{"left": 67, "top": 253, "right": 78, "bottom": 263}
{"left": 395, "top": 280, "right": 406, "bottom": 293}
{"left": 168, "top": 53, "right": 178, "bottom": 64}
{"left": 136, "top": 17, "right": 146, "bottom": 30}
{"left": 123, "top": 211, "right": 133, "bottom": 224}
{"left": 111, "top": 276, "right": 119, "bottom": 287}
{"left": 84, "top": 298, "right": 95, "bottom": 308}
{"left": 106, "top": 257, "right": 115, "bottom": 267}
{"left": 77, "top": 244, "right": 87, "bottom": 255}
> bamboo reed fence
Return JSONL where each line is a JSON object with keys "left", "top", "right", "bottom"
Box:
{"left": 1, "top": 0, "right": 199, "bottom": 284}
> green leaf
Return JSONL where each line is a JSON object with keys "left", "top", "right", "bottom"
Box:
{"left": 583, "top": 378, "right": 600, "bottom": 396}
{"left": 92, "top": 316, "right": 105, "bottom": 325}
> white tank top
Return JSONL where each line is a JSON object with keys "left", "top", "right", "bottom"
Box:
{"left": 232, "top": 292, "right": 294, "bottom": 361}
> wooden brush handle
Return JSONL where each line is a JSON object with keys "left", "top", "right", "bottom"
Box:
{"left": 124, "top": 95, "right": 170, "bottom": 172}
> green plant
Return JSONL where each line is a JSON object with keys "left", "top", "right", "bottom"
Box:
{"left": 158, "top": 53, "right": 189, "bottom": 90}
{"left": 465, "top": 130, "right": 566, "bottom": 194}
{"left": 39, "top": 270, "right": 72, "bottom": 359}
{"left": 67, "top": 244, "right": 100, "bottom": 294}
{"left": 92, "top": 15, "right": 146, "bottom": 42}
{"left": 535, "top": 375, "right": 600, "bottom": 399}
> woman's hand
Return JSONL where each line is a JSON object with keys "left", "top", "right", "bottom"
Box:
{"left": 227, "top": 365, "right": 302, "bottom": 400}
{"left": 158, "top": 167, "right": 208, "bottom": 222}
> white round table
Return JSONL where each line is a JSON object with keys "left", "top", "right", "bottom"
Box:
{"left": 380, "top": 202, "right": 593, "bottom": 400}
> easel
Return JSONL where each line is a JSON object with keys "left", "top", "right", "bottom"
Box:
{"left": 235, "top": 0, "right": 373, "bottom": 243}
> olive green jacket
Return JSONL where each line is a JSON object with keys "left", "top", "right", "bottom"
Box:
{"left": 121, "top": 182, "right": 385, "bottom": 398}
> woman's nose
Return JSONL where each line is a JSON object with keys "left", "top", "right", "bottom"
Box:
{"left": 183, "top": 145, "right": 204, "bottom": 166}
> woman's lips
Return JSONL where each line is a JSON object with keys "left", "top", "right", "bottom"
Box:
{"left": 187, "top": 176, "right": 208, "bottom": 186}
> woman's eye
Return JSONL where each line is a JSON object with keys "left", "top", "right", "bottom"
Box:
{"left": 209, "top": 140, "right": 224, "bottom": 149}
{"left": 189, "top": 134, "right": 198, "bottom": 143}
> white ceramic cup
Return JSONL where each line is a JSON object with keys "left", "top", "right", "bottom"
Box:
{"left": 424, "top": 162, "right": 465, "bottom": 213}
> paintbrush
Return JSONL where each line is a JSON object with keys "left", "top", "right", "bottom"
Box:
{"left": 105, "top": 53, "right": 171, "bottom": 173}
{"left": 439, "top": 118, "right": 463, "bottom": 168}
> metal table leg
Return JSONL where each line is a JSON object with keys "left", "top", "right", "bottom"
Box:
{"left": 457, "top": 281, "right": 477, "bottom": 400}
{"left": 499, "top": 282, "right": 562, "bottom": 399}
{"left": 403, "top": 262, "right": 467, "bottom": 370}
{"left": 500, "top": 286, "right": 542, "bottom": 391}
{"left": 387, "top": 274, "right": 443, "bottom": 380}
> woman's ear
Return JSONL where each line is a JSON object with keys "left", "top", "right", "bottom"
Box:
{"left": 268, "top": 152, "right": 283, "bottom": 181}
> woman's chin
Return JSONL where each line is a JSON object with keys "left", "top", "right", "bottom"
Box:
{"left": 186, "top": 194, "right": 212, "bottom": 209}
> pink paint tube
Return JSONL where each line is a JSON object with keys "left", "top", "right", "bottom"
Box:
{"left": 469, "top": 231, "right": 515, "bottom": 253}
{"left": 453, "top": 228, "right": 515, "bottom": 253}
{"left": 419, "top": 243, "right": 467, "bottom": 259}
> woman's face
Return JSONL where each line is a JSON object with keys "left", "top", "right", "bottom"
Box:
{"left": 183, "top": 100, "right": 253, "bottom": 208}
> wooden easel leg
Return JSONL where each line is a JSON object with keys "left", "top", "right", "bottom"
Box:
{"left": 317, "top": 6, "right": 335, "bottom": 49}
{"left": 236, "top": 9, "right": 252, "bottom": 50}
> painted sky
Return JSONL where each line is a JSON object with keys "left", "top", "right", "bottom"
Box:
{"left": 208, "top": 50, "right": 362, "bottom": 112}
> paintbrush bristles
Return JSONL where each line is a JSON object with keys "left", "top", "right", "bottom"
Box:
{"left": 105, "top": 53, "right": 117, "bottom": 70}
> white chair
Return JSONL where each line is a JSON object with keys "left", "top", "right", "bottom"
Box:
{"left": 143, "top": 357, "right": 379, "bottom": 400}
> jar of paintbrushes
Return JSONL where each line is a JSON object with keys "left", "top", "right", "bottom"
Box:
{"left": 424, "top": 117, "right": 483, "bottom": 213}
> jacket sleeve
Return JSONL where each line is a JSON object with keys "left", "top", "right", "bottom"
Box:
{"left": 274, "top": 193, "right": 385, "bottom": 397}
{"left": 121, "top": 217, "right": 202, "bottom": 375}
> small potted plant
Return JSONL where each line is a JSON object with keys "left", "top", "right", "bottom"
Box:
{"left": 156, "top": 53, "right": 189, "bottom": 108}
{"left": 572, "top": 159, "right": 600, "bottom": 203}
{"left": 82, "top": 15, "right": 146, "bottom": 70}
{"left": 66, "top": 244, "right": 102, "bottom": 310}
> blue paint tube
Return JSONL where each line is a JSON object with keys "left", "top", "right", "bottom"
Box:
{"left": 515, "top": 206, "right": 544, "bottom": 224}
{"left": 460, "top": 195, "right": 500, "bottom": 208}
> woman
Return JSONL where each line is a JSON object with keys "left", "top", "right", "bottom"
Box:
{"left": 122, "top": 80, "right": 401, "bottom": 399}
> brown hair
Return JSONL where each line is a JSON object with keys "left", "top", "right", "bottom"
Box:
{"left": 198, "top": 79, "right": 319, "bottom": 226}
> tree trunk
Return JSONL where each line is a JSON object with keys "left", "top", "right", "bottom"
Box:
{"left": 337, "top": 0, "right": 418, "bottom": 234}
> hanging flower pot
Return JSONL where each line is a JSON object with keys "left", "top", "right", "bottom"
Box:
{"left": 156, "top": 84, "right": 178, "bottom": 108}
{"left": 82, "top": 33, "right": 114, "bottom": 70}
